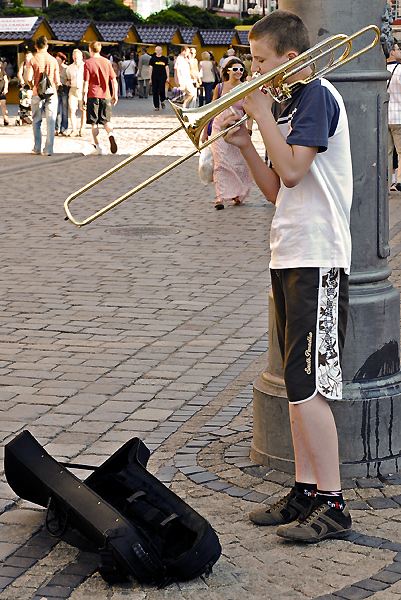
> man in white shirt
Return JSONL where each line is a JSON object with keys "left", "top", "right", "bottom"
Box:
{"left": 66, "top": 49, "right": 84, "bottom": 136}
{"left": 387, "top": 40, "right": 401, "bottom": 191}
{"left": 174, "top": 46, "right": 196, "bottom": 108}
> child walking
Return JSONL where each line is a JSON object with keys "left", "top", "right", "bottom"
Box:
{"left": 224, "top": 9, "right": 353, "bottom": 542}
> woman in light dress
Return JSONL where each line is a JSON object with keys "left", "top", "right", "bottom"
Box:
{"left": 202, "top": 58, "right": 253, "bottom": 210}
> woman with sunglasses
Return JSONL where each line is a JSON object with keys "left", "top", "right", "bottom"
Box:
{"left": 202, "top": 58, "right": 253, "bottom": 210}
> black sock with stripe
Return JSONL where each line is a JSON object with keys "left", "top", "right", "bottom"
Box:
{"left": 295, "top": 481, "right": 317, "bottom": 499}
{"left": 317, "top": 489, "right": 345, "bottom": 511}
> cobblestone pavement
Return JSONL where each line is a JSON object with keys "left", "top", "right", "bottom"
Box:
{"left": 1, "top": 98, "right": 401, "bottom": 599}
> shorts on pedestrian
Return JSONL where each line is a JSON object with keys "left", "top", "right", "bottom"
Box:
{"left": 0, "top": 93, "right": 6, "bottom": 101}
{"left": 69, "top": 86, "right": 83, "bottom": 112}
{"left": 271, "top": 267, "right": 349, "bottom": 404}
{"left": 86, "top": 97, "right": 112, "bottom": 125}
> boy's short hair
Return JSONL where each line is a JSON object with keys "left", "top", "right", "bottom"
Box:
{"left": 35, "top": 35, "right": 48, "bottom": 50}
{"left": 249, "top": 9, "right": 310, "bottom": 56}
{"left": 89, "top": 41, "right": 102, "bottom": 53}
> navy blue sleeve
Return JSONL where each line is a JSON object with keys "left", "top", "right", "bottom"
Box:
{"left": 286, "top": 81, "right": 340, "bottom": 153}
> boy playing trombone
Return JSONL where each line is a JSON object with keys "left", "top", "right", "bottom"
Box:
{"left": 224, "top": 9, "right": 353, "bottom": 542}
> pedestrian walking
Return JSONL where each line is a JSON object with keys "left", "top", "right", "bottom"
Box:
{"left": 224, "top": 9, "right": 353, "bottom": 543}
{"left": 55, "top": 52, "right": 69, "bottom": 136}
{"left": 387, "top": 40, "right": 401, "bottom": 191}
{"left": 138, "top": 48, "right": 151, "bottom": 98}
{"left": 149, "top": 46, "right": 169, "bottom": 111}
{"left": 0, "top": 59, "right": 9, "bottom": 126}
{"left": 174, "top": 46, "right": 196, "bottom": 109}
{"left": 120, "top": 53, "right": 136, "bottom": 98}
{"left": 201, "top": 58, "right": 253, "bottom": 210}
{"left": 17, "top": 50, "right": 33, "bottom": 87}
{"left": 189, "top": 47, "right": 201, "bottom": 105}
{"left": 26, "top": 36, "right": 60, "bottom": 155}
{"left": 66, "top": 48, "right": 84, "bottom": 137}
{"left": 199, "top": 51, "right": 215, "bottom": 106}
{"left": 82, "top": 41, "right": 118, "bottom": 155}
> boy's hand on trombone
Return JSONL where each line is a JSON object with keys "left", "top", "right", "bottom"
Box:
{"left": 242, "top": 84, "right": 274, "bottom": 121}
{"left": 222, "top": 111, "right": 252, "bottom": 149}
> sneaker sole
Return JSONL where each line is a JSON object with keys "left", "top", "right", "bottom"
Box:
{"left": 276, "top": 526, "right": 352, "bottom": 543}
{"left": 109, "top": 136, "right": 117, "bottom": 154}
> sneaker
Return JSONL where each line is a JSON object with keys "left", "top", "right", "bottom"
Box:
{"left": 390, "top": 183, "right": 397, "bottom": 191}
{"left": 95, "top": 145, "right": 103, "bottom": 155}
{"left": 31, "top": 150, "right": 41, "bottom": 155}
{"left": 395, "top": 183, "right": 401, "bottom": 192}
{"left": 109, "top": 135, "right": 117, "bottom": 154}
{"left": 276, "top": 498, "right": 352, "bottom": 542}
{"left": 249, "top": 487, "right": 313, "bottom": 526}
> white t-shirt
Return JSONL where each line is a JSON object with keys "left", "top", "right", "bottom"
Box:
{"left": 66, "top": 62, "right": 84, "bottom": 89}
{"left": 174, "top": 54, "right": 192, "bottom": 88}
{"left": 121, "top": 59, "right": 136, "bottom": 76}
{"left": 268, "top": 78, "right": 353, "bottom": 273}
{"left": 200, "top": 60, "right": 214, "bottom": 83}
{"left": 388, "top": 62, "right": 401, "bottom": 125}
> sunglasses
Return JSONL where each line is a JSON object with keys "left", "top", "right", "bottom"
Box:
{"left": 229, "top": 66, "right": 244, "bottom": 73}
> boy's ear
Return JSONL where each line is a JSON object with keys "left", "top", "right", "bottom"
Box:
{"left": 287, "top": 51, "right": 299, "bottom": 61}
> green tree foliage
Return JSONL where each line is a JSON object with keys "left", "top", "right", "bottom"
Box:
{"left": 0, "top": 0, "right": 39, "bottom": 16}
{"left": 42, "top": 0, "right": 143, "bottom": 22}
{"left": 43, "top": 1, "right": 89, "bottom": 20}
{"left": 85, "top": 0, "right": 142, "bottom": 22}
{"left": 241, "top": 14, "right": 262, "bottom": 26}
{"left": 145, "top": 9, "right": 191, "bottom": 26}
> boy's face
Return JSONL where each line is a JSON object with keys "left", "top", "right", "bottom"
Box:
{"left": 250, "top": 37, "right": 296, "bottom": 76}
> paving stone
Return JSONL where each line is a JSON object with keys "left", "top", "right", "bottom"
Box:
{"left": 354, "top": 578, "right": 389, "bottom": 592}
{"left": 353, "top": 535, "right": 385, "bottom": 548}
{"left": 366, "top": 497, "right": 400, "bottom": 510}
{"left": 331, "top": 587, "right": 372, "bottom": 599}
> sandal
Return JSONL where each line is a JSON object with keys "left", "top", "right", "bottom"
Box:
{"left": 233, "top": 197, "right": 243, "bottom": 206}
{"left": 215, "top": 200, "right": 224, "bottom": 210}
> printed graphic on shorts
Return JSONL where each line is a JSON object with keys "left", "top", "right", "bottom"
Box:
{"left": 304, "top": 331, "right": 313, "bottom": 375}
{"left": 317, "top": 268, "right": 342, "bottom": 399}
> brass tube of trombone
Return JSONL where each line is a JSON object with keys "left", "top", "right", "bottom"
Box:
{"left": 64, "top": 124, "right": 182, "bottom": 226}
{"left": 64, "top": 116, "right": 249, "bottom": 227}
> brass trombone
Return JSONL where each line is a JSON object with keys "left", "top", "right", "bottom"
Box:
{"left": 64, "top": 25, "right": 380, "bottom": 227}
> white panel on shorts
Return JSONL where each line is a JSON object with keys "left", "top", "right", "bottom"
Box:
{"left": 291, "top": 267, "right": 343, "bottom": 405}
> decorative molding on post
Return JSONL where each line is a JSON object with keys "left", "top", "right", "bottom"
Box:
{"left": 381, "top": 3, "right": 394, "bottom": 58}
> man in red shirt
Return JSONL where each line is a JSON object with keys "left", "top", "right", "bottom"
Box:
{"left": 83, "top": 41, "right": 118, "bottom": 155}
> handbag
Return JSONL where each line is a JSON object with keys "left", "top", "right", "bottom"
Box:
{"left": 37, "top": 71, "right": 54, "bottom": 100}
{"left": 171, "top": 86, "right": 186, "bottom": 104}
{"left": 198, "top": 147, "right": 214, "bottom": 185}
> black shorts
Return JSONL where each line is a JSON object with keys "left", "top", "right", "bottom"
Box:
{"left": 271, "top": 267, "right": 349, "bottom": 404}
{"left": 0, "top": 93, "right": 6, "bottom": 101}
{"left": 86, "top": 98, "right": 112, "bottom": 125}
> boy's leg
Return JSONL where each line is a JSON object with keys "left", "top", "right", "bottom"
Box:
{"left": 289, "top": 403, "right": 317, "bottom": 485}
{"left": 276, "top": 268, "right": 351, "bottom": 542}
{"left": 290, "top": 394, "right": 340, "bottom": 492}
{"left": 249, "top": 269, "right": 317, "bottom": 527}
